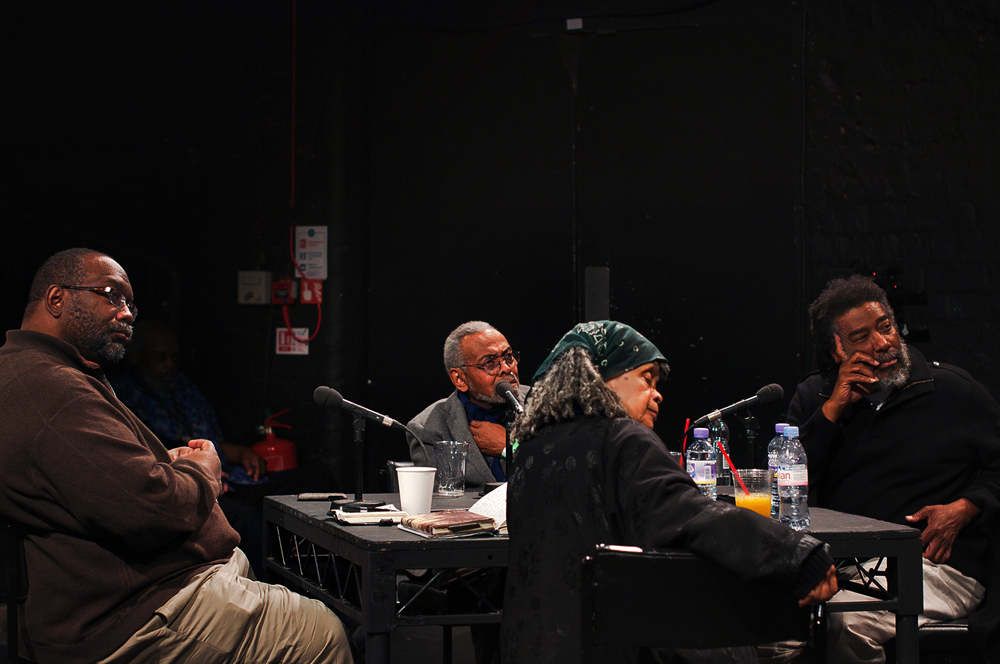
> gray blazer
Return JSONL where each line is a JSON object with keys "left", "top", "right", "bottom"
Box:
{"left": 406, "top": 386, "right": 529, "bottom": 491}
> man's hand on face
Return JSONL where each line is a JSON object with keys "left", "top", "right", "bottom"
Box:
{"left": 906, "top": 498, "right": 981, "bottom": 564}
{"left": 469, "top": 421, "right": 508, "bottom": 457}
{"left": 822, "top": 333, "right": 881, "bottom": 423}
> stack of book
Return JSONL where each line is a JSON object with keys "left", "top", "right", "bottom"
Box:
{"left": 398, "top": 510, "right": 497, "bottom": 538}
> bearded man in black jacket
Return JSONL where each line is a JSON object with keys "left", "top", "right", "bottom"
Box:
{"left": 788, "top": 275, "right": 1000, "bottom": 663}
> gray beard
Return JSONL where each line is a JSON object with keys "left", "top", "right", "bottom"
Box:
{"left": 875, "top": 341, "right": 912, "bottom": 390}
{"left": 469, "top": 388, "right": 505, "bottom": 405}
{"left": 469, "top": 372, "right": 518, "bottom": 405}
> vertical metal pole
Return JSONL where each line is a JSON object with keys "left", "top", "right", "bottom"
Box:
{"left": 354, "top": 415, "right": 366, "bottom": 500}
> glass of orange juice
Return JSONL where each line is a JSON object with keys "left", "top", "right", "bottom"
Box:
{"left": 733, "top": 469, "right": 773, "bottom": 518}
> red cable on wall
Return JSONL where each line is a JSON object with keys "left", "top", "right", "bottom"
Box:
{"left": 290, "top": 0, "right": 297, "bottom": 209}
{"left": 283, "top": 0, "right": 321, "bottom": 344}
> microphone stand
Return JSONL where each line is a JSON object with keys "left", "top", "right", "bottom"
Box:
{"left": 503, "top": 408, "right": 515, "bottom": 479}
{"left": 735, "top": 411, "right": 760, "bottom": 468}
{"left": 335, "top": 414, "right": 385, "bottom": 511}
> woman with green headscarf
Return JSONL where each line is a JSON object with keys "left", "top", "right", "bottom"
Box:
{"left": 499, "top": 321, "right": 837, "bottom": 664}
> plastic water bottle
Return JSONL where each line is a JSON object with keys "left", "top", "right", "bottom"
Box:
{"left": 767, "top": 423, "right": 789, "bottom": 519}
{"left": 687, "top": 427, "right": 717, "bottom": 500}
{"left": 710, "top": 418, "right": 731, "bottom": 487}
{"left": 777, "top": 426, "right": 810, "bottom": 530}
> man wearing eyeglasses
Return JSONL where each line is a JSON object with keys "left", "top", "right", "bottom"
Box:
{"left": 407, "top": 320, "right": 529, "bottom": 491}
{"left": 0, "top": 248, "right": 353, "bottom": 664}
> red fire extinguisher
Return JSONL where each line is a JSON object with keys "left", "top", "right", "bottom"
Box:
{"left": 251, "top": 409, "right": 298, "bottom": 471}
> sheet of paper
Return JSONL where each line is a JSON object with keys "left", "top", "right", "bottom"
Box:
{"left": 470, "top": 483, "right": 507, "bottom": 525}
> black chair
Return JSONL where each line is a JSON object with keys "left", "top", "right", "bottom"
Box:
{"left": 920, "top": 619, "right": 977, "bottom": 661}
{"left": 580, "top": 544, "right": 814, "bottom": 663}
{"left": 883, "top": 618, "right": 979, "bottom": 664}
{"left": 1, "top": 520, "right": 32, "bottom": 664}
{"left": 384, "top": 459, "right": 414, "bottom": 492}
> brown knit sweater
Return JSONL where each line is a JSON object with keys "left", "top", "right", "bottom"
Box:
{"left": 0, "top": 330, "right": 239, "bottom": 664}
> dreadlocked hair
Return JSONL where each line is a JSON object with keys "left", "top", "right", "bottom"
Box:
{"left": 511, "top": 346, "right": 628, "bottom": 445}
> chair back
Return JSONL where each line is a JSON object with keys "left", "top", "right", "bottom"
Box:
{"left": 917, "top": 619, "right": 975, "bottom": 656}
{"left": 384, "top": 460, "right": 415, "bottom": 492}
{"left": 2, "top": 520, "right": 30, "bottom": 663}
{"left": 580, "top": 544, "right": 813, "bottom": 662}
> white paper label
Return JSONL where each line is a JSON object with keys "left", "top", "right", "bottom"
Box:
{"left": 687, "top": 460, "right": 717, "bottom": 483}
{"left": 775, "top": 464, "right": 807, "bottom": 486}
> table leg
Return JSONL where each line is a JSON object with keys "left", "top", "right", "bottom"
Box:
{"left": 893, "top": 539, "right": 923, "bottom": 664}
{"left": 894, "top": 614, "right": 919, "bottom": 664}
{"left": 366, "top": 632, "right": 390, "bottom": 664}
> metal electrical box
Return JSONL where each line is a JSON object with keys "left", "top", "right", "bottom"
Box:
{"left": 238, "top": 271, "right": 271, "bottom": 304}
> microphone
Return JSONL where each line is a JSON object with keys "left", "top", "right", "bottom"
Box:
{"left": 691, "top": 383, "right": 783, "bottom": 427}
{"left": 495, "top": 381, "right": 524, "bottom": 415}
{"left": 313, "top": 386, "right": 408, "bottom": 431}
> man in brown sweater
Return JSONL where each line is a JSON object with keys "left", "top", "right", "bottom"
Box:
{"left": 0, "top": 248, "right": 353, "bottom": 664}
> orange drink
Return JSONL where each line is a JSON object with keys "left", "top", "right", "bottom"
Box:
{"left": 735, "top": 492, "right": 772, "bottom": 517}
{"left": 733, "top": 469, "right": 773, "bottom": 518}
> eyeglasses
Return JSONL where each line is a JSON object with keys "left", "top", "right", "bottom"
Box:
{"left": 61, "top": 285, "right": 138, "bottom": 319}
{"left": 458, "top": 349, "right": 519, "bottom": 376}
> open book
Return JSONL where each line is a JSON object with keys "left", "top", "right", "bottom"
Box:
{"left": 470, "top": 483, "right": 507, "bottom": 535}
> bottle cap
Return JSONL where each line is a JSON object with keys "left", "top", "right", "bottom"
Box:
{"left": 693, "top": 427, "right": 709, "bottom": 438}
{"left": 782, "top": 426, "right": 799, "bottom": 437}
{"left": 775, "top": 422, "right": 789, "bottom": 433}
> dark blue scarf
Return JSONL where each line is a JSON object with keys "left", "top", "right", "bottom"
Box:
{"left": 457, "top": 390, "right": 509, "bottom": 481}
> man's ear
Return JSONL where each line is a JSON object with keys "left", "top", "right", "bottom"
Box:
{"left": 44, "top": 285, "right": 66, "bottom": 319}
{"left": 449, "top": 368, "right": 469, "bottom": 393}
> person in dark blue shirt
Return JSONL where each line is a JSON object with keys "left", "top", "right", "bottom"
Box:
{"left": 111, "top": 320, "right": 336, "bottom": 575}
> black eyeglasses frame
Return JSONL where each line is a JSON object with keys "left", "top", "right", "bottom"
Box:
{"left": 456, "top": 349, "right": 519, "bottom": 376}
{"left": 60, "top": 285, "right": 138, "bottom": 319}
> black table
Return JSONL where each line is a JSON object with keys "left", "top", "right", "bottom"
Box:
{"left": 263, "top": 496, "right": 922, "bottom": 664}
{"left": 263, "top": 493, "right": 505, "bottom": 664}
{"left": 808, "top": 507, "right": 924, "bottom": 664}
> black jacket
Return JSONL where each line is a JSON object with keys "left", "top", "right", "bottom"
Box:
{"left": 788, "top": 346, "right": 1000, "bottom": 582}
{"left": 501, "top": 416, "right": 832, "bottom": 664}
{"left": 788, "top": 346, "right": 1000, "bottom": 658}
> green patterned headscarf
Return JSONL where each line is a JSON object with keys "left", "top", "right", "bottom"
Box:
{"left": 533, "top": 320, "right": 667, "bottom": 382}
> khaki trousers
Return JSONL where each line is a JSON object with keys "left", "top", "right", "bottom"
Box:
{"left": 825, "top": 557, "right": 984, "bottom": 664}
{"left": 98, "top": 549, "right": 353, "bottom": 664}
{"left": 758, "top": 557, "right": 984, "bottom": 664}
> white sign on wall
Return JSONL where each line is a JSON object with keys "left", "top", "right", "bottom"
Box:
{"left": 295, "top": 225, "right": 328, "bottom": 280}
{"left": 276, "top": 327, "right": 309, "bottom": 355}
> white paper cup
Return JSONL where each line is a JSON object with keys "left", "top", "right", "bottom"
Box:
{"left": 396, "top": 466, "right": 436, "bottom": 515}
